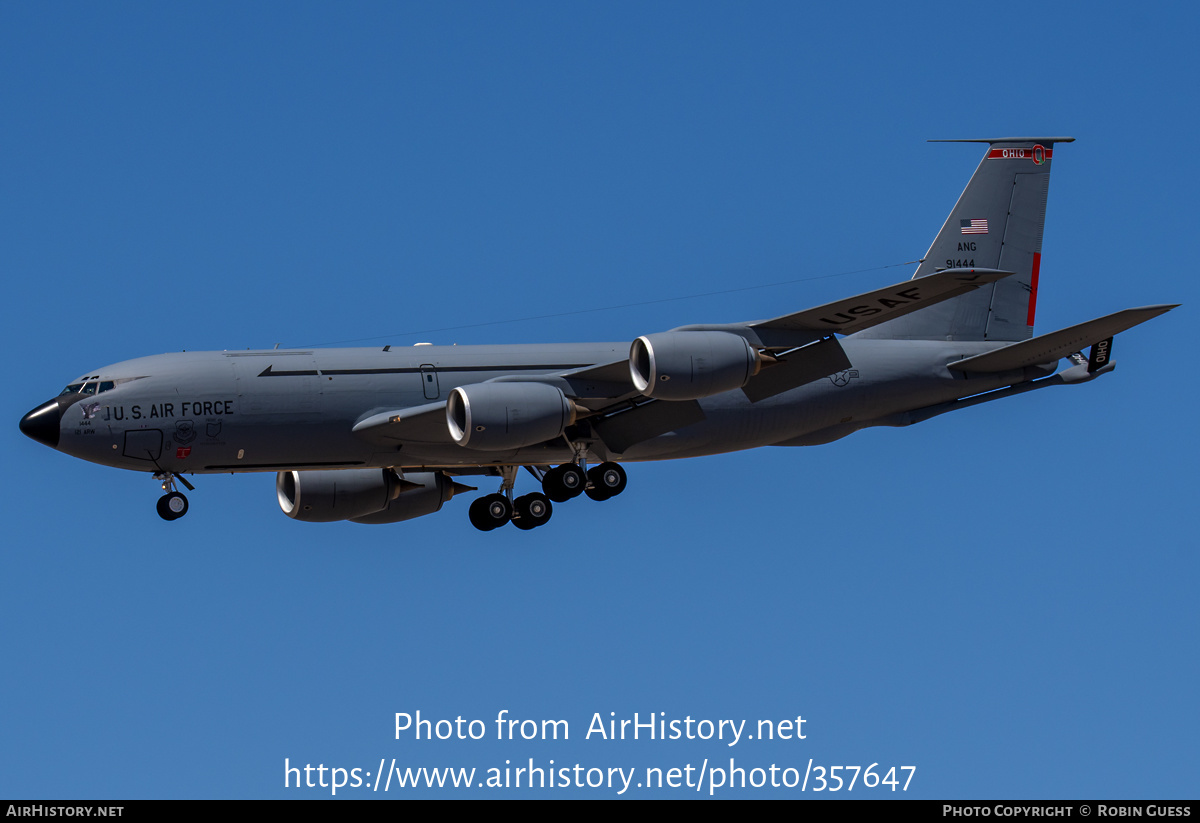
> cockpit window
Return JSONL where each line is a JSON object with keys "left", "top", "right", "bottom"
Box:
{"left": 59, "top": 381, "right": 117, "bottom": 396}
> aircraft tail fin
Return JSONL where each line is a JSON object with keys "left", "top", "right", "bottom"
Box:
{"left": 860, "top": 137, "right": 1074, "bottom": 342}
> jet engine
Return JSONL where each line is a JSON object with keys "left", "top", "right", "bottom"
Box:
{"left": 277, "top": 469, "right": 469, "bottom": 524}
{"left": 630, "top": 331, "right": 762, "bottom": 401}
{"left": 446, "top": 382, "right": 576, "bottom": 450}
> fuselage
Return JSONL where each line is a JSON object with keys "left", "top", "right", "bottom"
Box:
{"left": 24, "top": 336, "right": 1028, "bottom": 476}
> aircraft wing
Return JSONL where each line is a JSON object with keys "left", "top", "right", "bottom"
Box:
{"left": 551, "top": 360, "right": 641, "bottom": 406}
{"left": 350, "top": 269, "right": 1022, "bottom": 453}
{"left": 561, "top": 268, "right": 1015, "bottom": 399}
{"left": 351, "top": 401, "right": 452, "bottom": 444}
{"left": 749, "top": 267, "right": 1012, "bottom": 345}
{"left": 948, "top": 304, "right": 1179, "bottom": 373}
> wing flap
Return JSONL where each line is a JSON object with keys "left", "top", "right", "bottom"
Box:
{"left": 741, "top": 337, "right": 852, "bottom": 402}
{"left": 592, "top": 399, "right": 706, "bottom": 453}
{"left": 948, "top": 304, "right": 1179, "bottom": 373}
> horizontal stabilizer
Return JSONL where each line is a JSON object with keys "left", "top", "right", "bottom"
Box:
{"left": 751, "top": 268, "right": 1012, "bottom": 337}
{"left": 351, "top": 401, "right": 451, "bottom": 444}
{"left": 948, "top": 304, "right": 1179, "bottom": 373}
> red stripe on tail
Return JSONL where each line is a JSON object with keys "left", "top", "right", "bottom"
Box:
{"left": 988, "top": 146, "right": 1053, "bottom": 162}
{"left": 1027, "top": 252, "right": 1041, "bottom": 326}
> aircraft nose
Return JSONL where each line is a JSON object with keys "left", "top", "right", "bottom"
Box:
{"left": 19, "top": 399, "right": 62, "bottom": 448}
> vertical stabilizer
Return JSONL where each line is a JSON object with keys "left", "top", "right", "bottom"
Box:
{"left": 860, "top": 137, "right": 1073, "bottom": 341}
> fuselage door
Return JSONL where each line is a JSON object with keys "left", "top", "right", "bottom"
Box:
{"left": 123, "top": 428, "right": 163, "bottom": 461}
{"left": 420, "top": 365, "right": 440, "bottom": 400}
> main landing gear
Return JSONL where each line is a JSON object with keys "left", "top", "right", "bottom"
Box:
{"left": 584, "top": 462, "right": 627, "bottom": 501}
{"left": 467, "top": 492, "right": 555, "bottom": 532}
{"left": 467, "top": 461, "right": 627, "bottom": 532}
{"left": 154, "top": 471, "right": 193, "bottom": 521}
{"left": 541, "top": 463, "right": 585, "bottom": 502}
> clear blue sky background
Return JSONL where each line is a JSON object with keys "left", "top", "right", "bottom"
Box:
{"left": 3, "top": 2, "right": 1196, "bottom": 799}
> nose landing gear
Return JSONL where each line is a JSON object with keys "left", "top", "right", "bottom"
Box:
{"left": 153, "top": 471, "right": 193, "bottom": 521}
{"left": 156, "top": 491, "right": 189, "bottom": 521}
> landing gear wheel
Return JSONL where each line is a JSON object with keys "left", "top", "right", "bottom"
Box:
{"left": 542, "top": 464, "right": 586, "bottom": 502}
{"left": 585, "top": 462, "right": 627, "bottom": 501}
{"left": 512, "top": 493, "right": 553, "bottom": 530}
{"left": 469, "top": 493, "right": 512, "bottom": 531}
{"left": 156, "top": 491, "right": 189, "bottom": 521}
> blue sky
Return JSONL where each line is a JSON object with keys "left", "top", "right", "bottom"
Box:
{"left": 3, "top": 2, "right": 1196, "bottom": 798}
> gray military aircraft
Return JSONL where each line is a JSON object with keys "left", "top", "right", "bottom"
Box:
{"left": 20, "top": 137, "right": 1177, "bottom": 531}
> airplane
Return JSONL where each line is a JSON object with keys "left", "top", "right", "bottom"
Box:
{"left": 19, "top": 137, "right": 1177, "bottom": 532}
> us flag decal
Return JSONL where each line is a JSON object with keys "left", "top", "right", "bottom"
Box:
{"left": 960, "top": 219, "right": 988, "bottom": 235}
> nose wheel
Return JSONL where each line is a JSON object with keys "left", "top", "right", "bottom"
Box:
{"left": 156, "top": 491, "right": 189, "bottom": 521}
{"left": 153, "top": 471, "right": 193, "bottom": 521}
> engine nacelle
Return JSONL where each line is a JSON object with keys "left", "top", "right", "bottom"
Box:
{"left": 446, "top": 382, "right": 576, "bottom": 450}
{"left": 277, "top": 469, "right": 463, "bottom": 523}
{"left": 349, "top": 472, "right": 465, "bottom": 525}
{"left": 630, "top": 331, "right": 761, "bottom": 400}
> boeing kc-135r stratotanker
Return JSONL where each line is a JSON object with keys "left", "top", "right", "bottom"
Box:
{"left": 19, "top": 138, "right": 1178, "bottom": 531}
